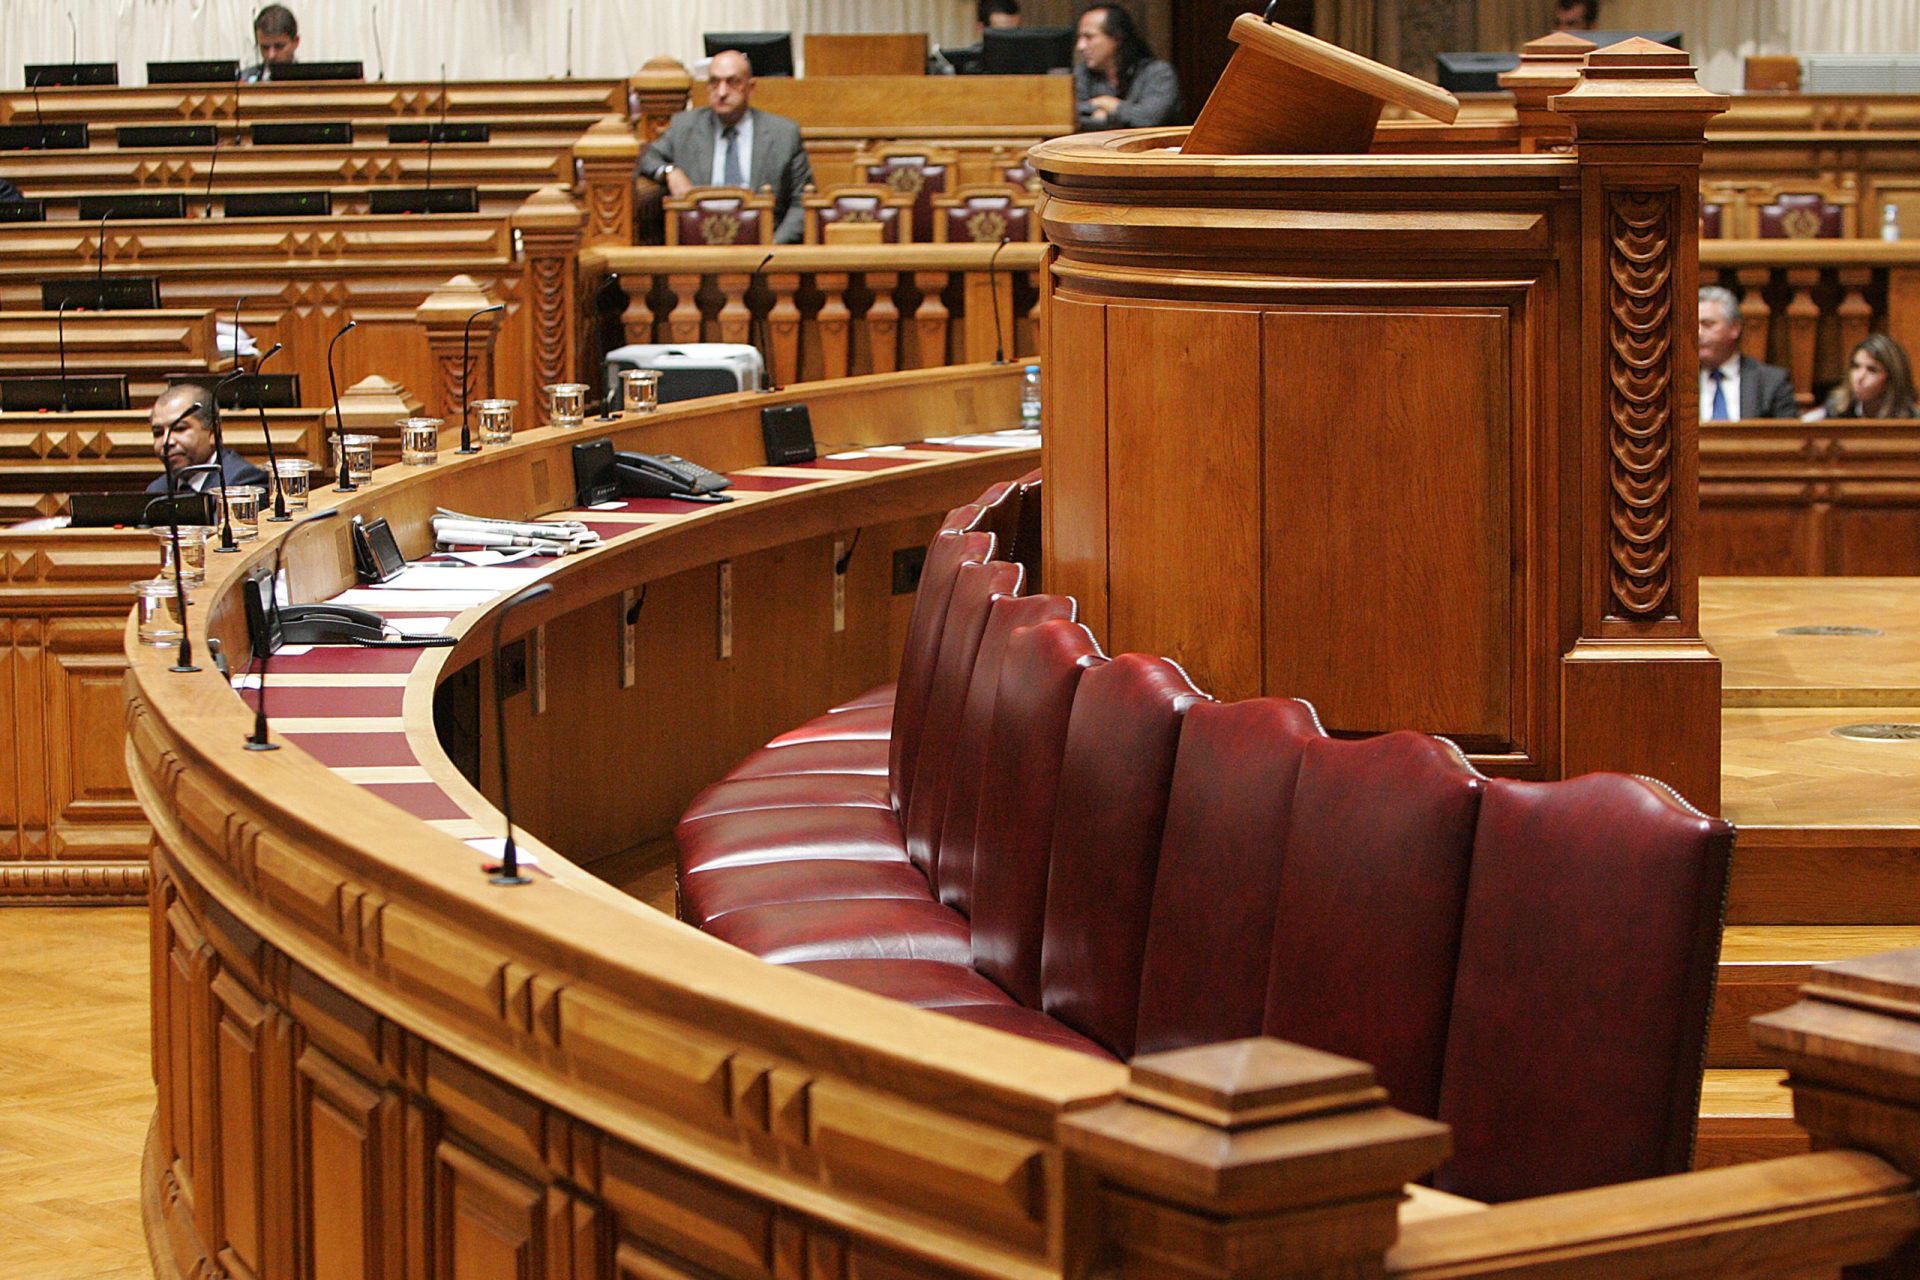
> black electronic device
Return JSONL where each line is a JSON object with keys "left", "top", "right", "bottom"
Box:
{"left": 614, "top": 450, "right": 733, "bottom": 502}
{"left": 942, "top": 43, "right": 984, "bottom": 75}
{"left": 23, "top": 62, "right": 117, "bottom": 87}
{"left": 250, "top": 121, "right": 352, "bottom": 146}
{"left": 351, "top": 515, "right": 408, "bottom": 584}
{"left": 224, "top": 190, "right": 332, "bottom": 218}
{"left": 166, "top": 371, "right": 301, "bottom": 408}
{"left": 77, "top": 192, "right": 187, "bottom": 221}
{"left": 760, "top": 403, "right": 816, "bottom": 466}
{"left": 0, "top": 122, "right": 88, "bottom": 149}
{"left": 40, "top": 277, "right": 161, "bottom": 311}
{"left": 70, "top": 490, "right": 215, "bottom": 528}
{"left": 0, "top": 199, "right": 46, "bottom": 223}
{"left": 246, "top": 584, "right": 448, "bottom": 652}
{"left": 261, "top": 60, "right": 364, "bottom": 81}
{"left": 571, "top": 438, "right": 618, "bottom": 504}
{"left": 0, "top": 375, "right": 128, "bottom": 412}
{"left": 980, "top": 26, "right": 1074, "bottom": 75}
{"left": 702, "top": 31, "right": 795, "bottom": 77}
{"left": 386, "top": 121, "right": 488, "bottom": 143}
{"left": 146, "top": 60, "right": 241, "bottom": 85}
{"left": 116, "top": 123, "right": 218, "bottom": 149}
{"left": 368, "top": 186, "right": 478, "bottom": 215}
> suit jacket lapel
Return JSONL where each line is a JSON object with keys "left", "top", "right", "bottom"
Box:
{"left": 684, "top": 110, "right": 717, "bottom": 186}
{"left": 1739, "top": 355, "right": 1760, "bottom": 418}
{"left": 747, "top": 108, "right": 775, "bottom": 192}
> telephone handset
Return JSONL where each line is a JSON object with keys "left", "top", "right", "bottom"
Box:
{"left": 614, "top": 451, "right": 733, "bottom": 502}
{"left": 243, "top": 566, "right": 456, "bottom": 655}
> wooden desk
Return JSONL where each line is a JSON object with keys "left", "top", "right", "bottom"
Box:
{"left": 0, "top": 77, "right": 630, "bottom": 130}
{"left": 804, "top": 33, "right": 928, "bottom": 78}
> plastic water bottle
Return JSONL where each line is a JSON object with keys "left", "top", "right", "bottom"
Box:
{"left": 1884, "top": 203, "right": 1902, "bottom": 242}
{"left": 1020, "top": 364, "right": 1042, "bottom": 428}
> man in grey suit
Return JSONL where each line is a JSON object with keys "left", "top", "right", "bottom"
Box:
{"left": 639, "top": 50, "right": 813, "bottom": 245}
{"left": 1699, "top": 285, "right": 1799, "bottom": 420}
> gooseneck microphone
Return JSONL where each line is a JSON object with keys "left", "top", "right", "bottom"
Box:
{"left": 252, "top": 342, "right": 289, "bottom": 520}
{"left": 66, "top": 11, "right": 78, "bottom": 64}
{"left": 327, "top": 320, "right": 359, "bottom": 491}
{"left": 208, "top": 368, "right": 249, "bottom": 552}
{"left": 487, "top": 582, "right": 553, "bottom": 886}
{"left": 28, "top": 71, "right": 47, "bottom": 149}
{"left": 987, "top": 235, "right": 1010, "bottom": 365}
{"left": 564, "top": 8, "right": 575, "bottom": 79}
{"left": 152, "top": 402, "right": 206, "bottom": 674}
{"left": 748, "top": 251, "right": 776, "bottom": 392}
{"left": 371, "top": 3, "right": 387, "bottom": 81}
{"left": 94, "top": 208, "right": 109, "bottom": 300}
{"left": 457, "top": 303, "right": 505, "bottom": 453}
{"left": 54, "top": 298, "right": 72, "bottom": 412}
{"left": 247, "top": 508, "right": 341, "bottom": 750}
{"left": 424, "top": 62, "right": 448, "bottom": 199}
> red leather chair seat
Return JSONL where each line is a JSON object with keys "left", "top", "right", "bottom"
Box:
{"left": 679, "top": 773, "right": 892, "bottom": 823}
{"left": 829, "top": 682, "right": 896, "bottom": 713}
{"left": 936, "top": 1004, "right": 1115, "bottom": 1059}
{"left": 720, "top": 739, "right": 889, "bottom": 780}
{"left": 786, "top": 958, "right": 1015, "bottom": 1009}
{"left": 703, "top": 897, "right": 973, "bottom": 964}
{"left": 680, "top": 857, "right": 936, "bottom": 927}
{"left": 764, "top": 704, "right": 892, "bottom": 746}
{"left": 676, "top": 806, "right": 907, "bottom": 875}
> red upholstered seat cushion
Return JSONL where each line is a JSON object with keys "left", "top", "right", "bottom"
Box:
{"left": 829, "top": 682, "right": 896, "bottom": 713}
{"left": 935, "top": 1004, "right": 1116, "bottom": 1060}
{"left": 764, "top": 704, "right": 892, "bottom": 746}
{"left": 1133, "top": 697, "right": 1325, "bottom": 1056}
{"left": 1262, "top": 732, "right": 1484, "bottom": 1119}
{"left": 676, "top": 806, "right": 906, "bottom": 876}
{"left": 704, "top": 897, "right": 972, "bottom": 965}
{"left": 679, "top": 857, "right": 936, "bottom": 928}
{"left": 720, "top": 739, "right": 889, "bottom": 780}
{"left": 679, "top": 773, "right": 891, "bottom": 823}
{"left": 785, "top": 958, "right": 1016, "bottom": 1009}
{"left": 1038, "top": 654, "right": 1207, "bottom": 1059}
{"left": 1434, "top": 774, "right": 1733, "bottom": 1202}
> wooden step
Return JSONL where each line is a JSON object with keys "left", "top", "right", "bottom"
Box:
{"left": 1708, "top": 925, "right": 1920, "bottom": 1067}
{"left": 1694, "top": 1069, "right": 1806, "bottom": 1169}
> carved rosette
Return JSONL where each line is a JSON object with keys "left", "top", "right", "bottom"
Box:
{"left": 1606, "top": 191, "right": 1676, "bottom": 619}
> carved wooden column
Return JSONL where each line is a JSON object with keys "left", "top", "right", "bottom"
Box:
{"left": 766, "top": 269, "right": 803, "bottom": 386}
{"left": 510, "top": 186, "right": 586, "bottom": 425}
{"left": 574, "top": 117, "right": 639, "bottom": 248}
{"left": 1062, "top": 1039, "right": 1448, "bottom": 1280}
{"left": 336, "top": 375, "right": 425, "bottom": 466}
{"left": 1554, "top": 42, "right": 1729, "bottom": 811}
{"left": 631, "top": 58, "right": 692, "bottom": 147}
{"left": 1500, "top": 32, "right": 1590, "bottom": 154}
{"left": 414, "top": 276, "right": 502, "bottom": 424}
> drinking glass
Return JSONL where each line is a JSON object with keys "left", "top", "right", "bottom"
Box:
{"left": 471, "top": 399, "right": 517, "bottom": 447}
{"left": 400, "top": 417, "right": 442, "bottom": 466}
{"left": 545, "top": 382, "right": 589, "bottom": 428}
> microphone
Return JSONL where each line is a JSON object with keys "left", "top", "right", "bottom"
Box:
{"left": 748, "top": 251, "right": 776, "bottom": 392}
{"left": 54, "top": 298, "right": 71, "bottom": 413}
{"left": 327, "top": 320, "right": 359, "bottom": 491}
{"left": 151, "top": 401, "right": 207, "bottom": 674}
{"left": 458, "top": 303, "right": 505, "bottom": 453}
{"left": 425, "top": 62, "right": 448, "bottom": 199}
{"left": 247, "top": 508, "right": 341, "bottom": 750}
{"left": 202, "top": 76, "right": 232, "bottom": 219}
{"left": 94, "top": 208, "right": 109, "bottom": 303}
{"left": 987, "top": 235, "right": 1010, "bottom": 365}
{"left": 564, "top": 8, "right": 574, "bottom": 79}
{"left": 371, "top": 3, "right": 387, "bottom": 81}
{"left": 487, "top": 582, "right": 553, "bottom": 886}
{"left": 208, "top": 367, "right": 248, "bottom": 552}
{"left": 28, "top": 71, "right": 46, "bottom": 149}
{"left": 67, "top": 11, "right": 77, "bottom": 65}
{"left": 252, "top": 342, "right": 289, "bottom": 520}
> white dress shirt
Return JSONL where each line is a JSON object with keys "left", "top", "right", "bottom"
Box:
{"left": 708, "top": 113, "right": 755, "bottom": 188}
{"left": 1702, "top": 352, "right": 1742, "bottom": 421}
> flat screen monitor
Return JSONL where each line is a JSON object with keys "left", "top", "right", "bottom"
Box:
{"left": 387, "top": 122, "right": 489, "bottom": 144}
{"left": 41, "top": 277, "right": 162, "bottom": 311}
{"left": 71, "top": 491, "right": 216, "bottom": 529}
{"left": 147, "top": 60, "right": 240, "bottom": 84}
{"left": 24, "top": 62, "right": 118, "bottom": 87}
{"left": 1577, "top": 29, "right": 1684, "bottom": 51}
{"left": 0, "top": 198, "right": 45, "bottom": 223}
{"left": 250, "top": 121, "right": 352, "bottom": 146}
{"left": 1434, "top": 52, "right": 1520, "bottom": 93}
{"left": 78, "top": 192, "right": 187, "bottom": 221}
{"left": 260, "top": 61, "right": 364, "bottom": 82}
{"left": 980, "top": 27, "right": 1074, "bottom": 76}
{"left": 703, "top": 32, "right": 795, "bottom": 78}
{"left": 225, "top": 190, "right": 331, "bottom": 218}
{"left": 168, "top": 371, "right": 301, "bottom": 408}
{"left": 0, "top": 123, "right": 88, "bottom": 150}
{"left": 117, "top": 124, "right": 218, "bottom": 149}
{"left": 0, "top": 375, "right": 130, "bottom": 412}
{"left": 368, "top": 186, "right": 479, "bottom": 215}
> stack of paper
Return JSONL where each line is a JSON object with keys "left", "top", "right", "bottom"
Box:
{"left": 432, "top": 509, "right": 602, "bottom": 556}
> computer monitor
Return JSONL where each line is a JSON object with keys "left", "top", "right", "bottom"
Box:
{"left": 117, "top": 124, "right": 218, "bottom": 149}
{"left": 261, "top": 61, "right": 364, "bottom": 82}
{"left": 70, "top": 491, "right": 216, "bottom": 529}
{"left": 0, "top": 375, "right": 130, "bottom": 412}
{"left": 0, "top": 198, "right": 45, "bottom": 223}
{"left": 1434, "top": 52, "right": 1521, "bottom": 93}
{"left": 369, "top": 187, "right": 480, "bottom": 214}
{"left": 250, "top": 121, "right": 352, "bottom": 146}
{"left": 224, "top": 191, "right": 332, "bottom": 218}
{"left": 146, "top": 60, "right": 240, "bottom": 85}
{"left": 168, "top": 371, "right": 301, "bottom": 408}
{"left": 78, "top": 193, "right": 187, "bottom": 221}
{"left": 41, "top": 278, "right": 162, "bottom": 311}
{"left": 703, "top": 32, "right": 795, "bottom": 78}
{"left": 1576, "top": 30, "right": 1684, "bottom": 51}
{"left": 387, "top": 122, "right": 489, "bottom": 144}
{"left": 0, "top": 123, "right": 88, "bottom": 150}
{"left": 980, "top": 27, "right": 1074, "bottom": 76}
{"left": 24, "top": 62, "right": 118, "bottom": 87}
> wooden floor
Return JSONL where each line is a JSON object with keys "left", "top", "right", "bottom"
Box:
{"left": 0, "top": 908, "right": 153, "bottom": 1280}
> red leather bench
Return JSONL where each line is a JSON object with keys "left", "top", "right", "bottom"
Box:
{"left": 675, "top": 478, "right": 1733, "bottom": 1202}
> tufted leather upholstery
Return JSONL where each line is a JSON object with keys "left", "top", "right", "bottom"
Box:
{"left": 676, "top": 805, "right": 908, "bottom": 877}
{"left": 786, "top": 957, "right": 1015, "bottom": 1009}
{"left": 1038, "top": 655, "right": 1208, "bottom": 1058}
{"left": 858, "top": 148, "right": 954, "bottom": 246}
{"left": 703, "top": 896, "right": 973, "bottom": 965}
{"left": 1133, "top": 697, "right": 1325, "bottom": 1056}
{"left": 932, "top": 185, "right": 1039, "bottom": 244}
{"left": 1757, "top": 191, "right": 1846, "bottom": 239}
{"left": 803, "top": 183, "right": 914, "bottom": 244}
{"left": 664, "top": 186, "right": 774, "bottom": 246}
{"left": 1434, "top": 774, "right": 1732, "bottom": 1201}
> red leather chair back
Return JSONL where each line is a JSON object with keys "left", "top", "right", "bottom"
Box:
{"left": 1039, "top": 655, "right": 1208, "bottom": 1058}
{"left": 902, "top": 560, "right": 1024, "bottom": 880}
{"left": 889, "top": 529, "right": 993, "bottom": 816}
{"left": 1011, "top": 473, "right": 1043, "bottom": 591}
{"left": 937, "top": 191, "right": 1034, "bottom": 244}
{"left": 969, "top": 620, "right": 1104, "bottom": 1007}
{"left": 1700, "top": 202, "right": 1724, "bottom": 238}
{"left": 862, "top": 154, "right": 950, "bottom": 244}
{"left": 674, "top": 192, "right": 769, "bottom": 245}
{"left": 1757, "top": 192, "right": 1844, "bottom": 239}
{"left": 814, "top": 190, "right": 906, "bottom": 243}
{"left": 1133, "top": 697, "right": 1325, "bottom": 1055}
{"left": 1434, "top": 774, "right": 1733, "bottom": 1202}
{"left": 935, "top": 592, "right": 1078, "bottom": 917}
{"left": 969, "top": 475, "right": 1026, "bottom": 562}
{"left": 1262, "top": 731, "right": 1483, "bottom": 1118}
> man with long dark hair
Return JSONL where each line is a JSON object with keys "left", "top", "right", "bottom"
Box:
{"left": 1073, "top": 5, "right": 1180, "bottom": 130}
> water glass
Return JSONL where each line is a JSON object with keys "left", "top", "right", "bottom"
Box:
{"left": 221, "top": 485, "right": 263, "bottom": 541}
{"left": 273, "top": 459, "right": 314, "bottom": 512}
{"left": 472, "top": 399, "right": 517, "bottom": 447}
{"left": 132, "top": 579, "right": 184, "bottom": 647}
{"left": 621, "top": 368, "right": 662, "bottom": 414}
{"left": 545, "top": 382, "right": 589, "bottom": 428}
{"left": 400, "top": 417, "right": 442, "bottom": 466}
{"left": 154, "top": 525, "right": 210, "bottom": 587}
{"left": 331, "top": 434, "right": 377, "bottom": 486}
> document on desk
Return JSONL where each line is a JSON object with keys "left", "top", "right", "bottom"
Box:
{"left": 380, "top": 565, "right": 547, "bottom": 592}
{"left": 331, "top": 587, "right": 497, "bottom": 611}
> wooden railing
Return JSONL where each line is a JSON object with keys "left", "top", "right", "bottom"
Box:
{"left": 580, "top": 242, "right": 1047, "bottom": 388}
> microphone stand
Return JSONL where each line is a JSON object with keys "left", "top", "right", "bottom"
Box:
{"left": 987, "top": 235, "right": 1010, "bottom": 365}
{"left": 247, "top": 508, "right": 340, "bottom": 750}
{"left": 457, "top": 303, "right": 504, "bottom": 453}
{"left": 327, "top": 319, "right": 359, "bottom": 490}
{"left": 209, "top": 369, "right": 248, "bottom": 552}
{"left": 487, "top": 582, "right": 553, "bottom": 886}
{"left": 94, "top": 209, "right": 109, "bottom": 303}
{"left": 55, "top": 298, "right": 72, "bottom": 412}
{"left": 151, "top": 404, "right": 204, "bottom": 673}
{"left": 748, "top": 251, "right": 776, "bottom": 392}
{"left": 252, "top": 342, "right": 289, "bottom": 520}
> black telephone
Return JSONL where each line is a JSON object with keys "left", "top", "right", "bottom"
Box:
{"left": 614, "top": 451, "right": 733, "bottom": 502}
{"left": 244, "top": 567, "right": 455, "bottom": 655}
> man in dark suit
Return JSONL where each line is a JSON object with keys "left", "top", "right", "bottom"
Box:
{"left": 146, "top": 384, "right": 270, "bottom": 495}
{"left": 1699, "top": 285, "right": 1799, "bottom": 420}
{"left": 639, "top": 49, "right": 813, "bottom": 244}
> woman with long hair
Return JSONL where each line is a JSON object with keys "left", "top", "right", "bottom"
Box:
{"left": 1074, "top": 5, "right": 1180, "bottom": 130}
{"left": 1812, "top": 334, "right": 1920, "bottom": 419}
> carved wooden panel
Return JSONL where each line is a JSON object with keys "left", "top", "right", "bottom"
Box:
{"left": 1606, "top": 191, "right": 1681, "bottom": 622}
{"left": 44, "top": 617, "right": 139, "bottom": 831}
{"left": 212, "top": 970, "right": 269, "bottom": 1280}
{"left": 1040, "top": 294, "right": 1110, "bottom": 641}
{"left": 298, "top": 1043, "right": 405, "bottom": 1280}
{"left": 436, "top": 1139, "right": 544, "bottom": 1280}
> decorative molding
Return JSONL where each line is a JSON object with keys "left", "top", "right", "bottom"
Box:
{"left": 0, "top": 861, "right": 149, "bottom": 902}
{"left": 1606, "top": 189, "right": 1679, "bottom": 621}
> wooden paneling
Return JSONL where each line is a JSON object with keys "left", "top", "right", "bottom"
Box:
{"left": 1041, "top": 292, "right": 1108, "bottom": 640}
{"left": 804, "top": 34, "right": 929, "bottom": 78}
{"left": 1262, "top": 305, "right": 1512, "bottom": 740}
{"left": 299, "top": 1044, "right": 402, "bottom": 1280}
{"left": 437, "top": 1140, "right": 544, "bottom": 1280}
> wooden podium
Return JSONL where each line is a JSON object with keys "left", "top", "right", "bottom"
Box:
{"left": 1036, "top": 32, "right": 1730, "bottom": 809}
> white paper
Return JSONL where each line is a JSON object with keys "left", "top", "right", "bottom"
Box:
{"left": 330, "top": 588, "right": 497, "bottom": 610}
{"left": 439, "top": 549, "right": 535, "bottom": 566}
{"left": 825, "top": 450, "right": 870, "bottom": 460}
{"left": 923, "top": 429, "right": 1041, "bottom": 447}
{"left": 588, "top": 500, "right": 627, "bottom": 511}
{"left": 388, "top": 616, "right": 454, "bottom": 637}
{"left": 382, "top": 565, "right": 545, "bottom": 592}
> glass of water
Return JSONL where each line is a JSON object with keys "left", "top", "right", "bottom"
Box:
{"left": 545, "top": 382, "right": 589, "bottom": 428}
{"left": 400, "top": 417, "right": 442, "bottom": 466}
{"left": 471, "top": 399, "right": 517, "bottom": 447}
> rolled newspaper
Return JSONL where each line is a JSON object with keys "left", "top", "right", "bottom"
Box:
{"left": 432, "top": 508, "right": 601, "bottom": 555}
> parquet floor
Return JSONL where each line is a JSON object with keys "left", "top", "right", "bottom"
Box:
{"left": 0, "top": 908, "right": 153, "bottom": 1280}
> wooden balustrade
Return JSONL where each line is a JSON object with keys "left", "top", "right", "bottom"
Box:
{"left": 580, "top": 242, "right": 1045, "bottom": 385}
{"left": 1701, "top": 240, "right": 1920, "bottom": 411}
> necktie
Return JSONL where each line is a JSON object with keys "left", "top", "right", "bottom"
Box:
{"left": 1709, "top": 368, "right": 1729, "bottom": 421}
{"left": 721, "top": 126, "right": 744, "bottom": 188}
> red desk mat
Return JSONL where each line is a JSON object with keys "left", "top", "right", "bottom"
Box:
{"left": 281, "top": 732, "right": 418, "bottom": 768}
{"left": 238, "top": 685, "right": 406, "bottom": 717}
{"left": 787, "top": 455, "right": 917, "bottom": 472}
{"left": 270, "top": 648, "right": 426, "bottom": 675}
{"left": 360, "top": 781, "right": 468, "bottom": 821}
{"left": 724, "top": 474, "right": 816, "bottom": 492}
